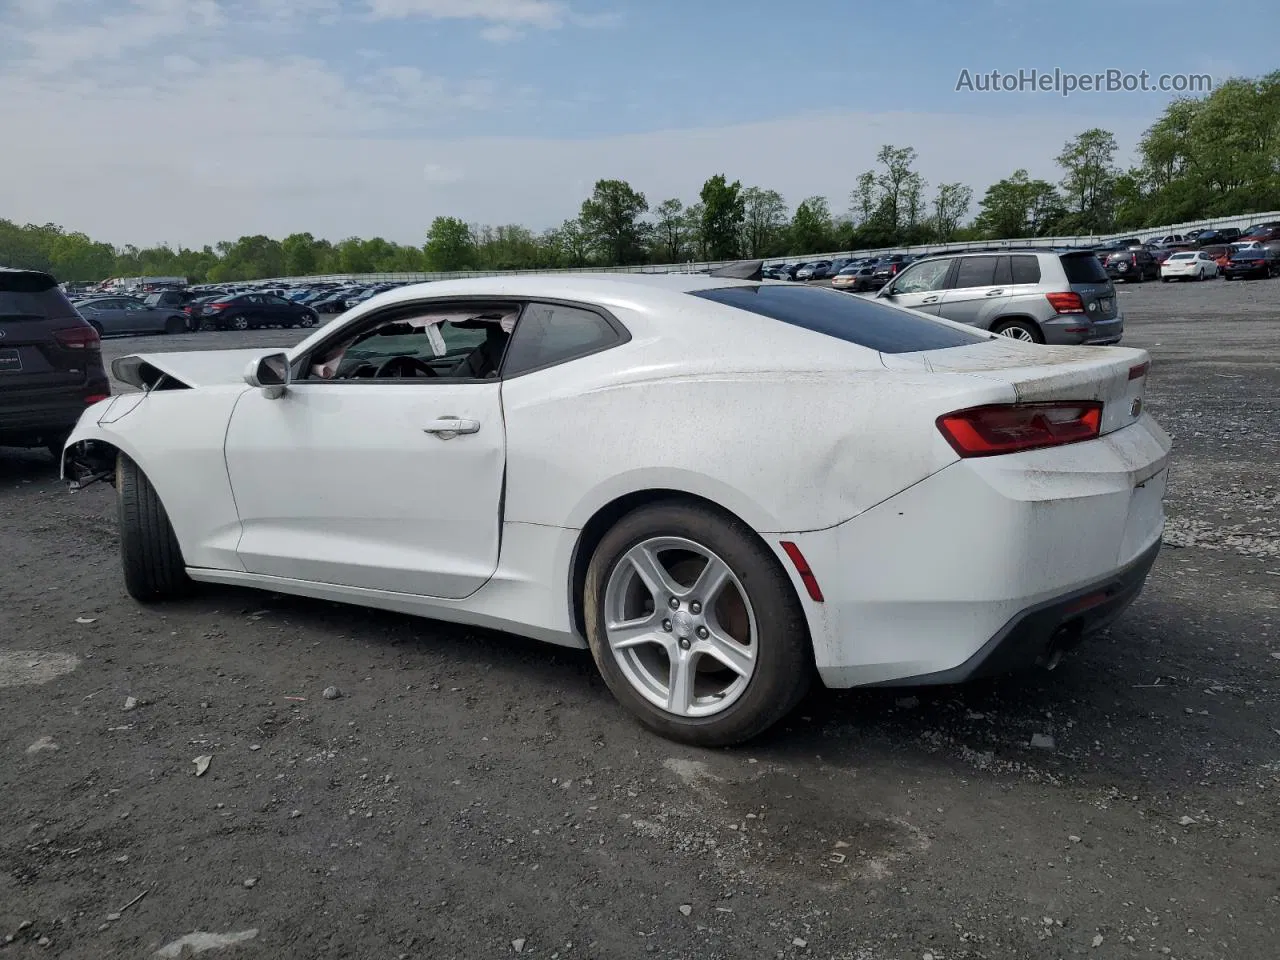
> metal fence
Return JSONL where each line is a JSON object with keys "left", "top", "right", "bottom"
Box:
{"left": 235, "top": 210, "right": 1280, "bottom": 288}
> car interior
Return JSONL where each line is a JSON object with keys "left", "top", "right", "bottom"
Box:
{"left": 305, "top": 304, "right": 518, "bottom": 381}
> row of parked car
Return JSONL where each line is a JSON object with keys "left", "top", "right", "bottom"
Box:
{"left": 65, "top": 280, "right": 417, "bottom": 337}
{"left": 764, "top": 220, "right": 1280, "bottom": 297}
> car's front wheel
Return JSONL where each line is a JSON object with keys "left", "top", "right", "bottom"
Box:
{"left": 117, "top": 454, "right": 190, "bottom": 602}
{"left": 584, "top": 501, "right": 812, "bottom": 746}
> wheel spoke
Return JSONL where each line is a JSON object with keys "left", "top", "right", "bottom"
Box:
{"left": 666, "top": 651, "right": 695, "bottom": 714}
{"left": 696, "top": 626, "right": 754, "bottom": 678}
{"left": 690, "top": 555, "right": 732, "bottom": 606}
{"left": 606, "top": 615, "right": 667, "bottom": 652}
{"left": 625, "top": 544, "right": 683, "bottom": 604}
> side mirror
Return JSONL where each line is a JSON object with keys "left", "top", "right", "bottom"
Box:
{"left": 244, "top": 352, "right": 290, "bottom": 399}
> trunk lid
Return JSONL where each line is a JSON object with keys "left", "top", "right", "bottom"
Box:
{"left": 886, "top": 339, "right": 1151, "bottom": 436}
{"left": 1059, "top": 251, "right": 1119, "bottom": 320}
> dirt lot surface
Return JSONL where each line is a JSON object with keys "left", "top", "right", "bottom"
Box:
{"left": 2, "top": 279, "right": 1278, "bottom": 960}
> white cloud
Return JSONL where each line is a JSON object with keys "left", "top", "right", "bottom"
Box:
{"left": 15, "top": 0, "right": 223, "bottom": 70}
{"left": 0, "top": 0, "right": 1151, "bottom": 252}
{"left": 479, "top": 22, "right": 523, "bottom": 42}
{"left": 0, "top": 64, "right": 1150, "bottom": 248}
{"left": 365, "top": 0, "right": 567, "bottom": 27}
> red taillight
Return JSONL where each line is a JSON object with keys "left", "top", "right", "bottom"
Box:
{"left": 84, "top": 394, "right": 110, "bottom": 404}
{"left": 779, "top": 541, "right": 824, "bottom": 603}
{"left": 936, "top": 402, "right": 1104, "bottom": 458}
{"left": 54, "top": 326, "right": 100, "bottom": 350}
{"left": 209, "top": 302, "right": 230, "bottom": 311}
{"left": 1045, "top": 292, "right": 1085, "bottom": 314}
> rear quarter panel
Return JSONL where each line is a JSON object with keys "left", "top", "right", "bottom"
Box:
{"left": 500, "top": 350, "right": 1011, "bottom": 533}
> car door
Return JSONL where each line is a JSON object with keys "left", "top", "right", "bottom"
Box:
{"left": 933, "top": 256, "right": 1011, "bottom": 328}
{"left": 222, "top": 303, "right": 510, "bottom": 599}
{"left": 877, "top": 258, "right": 952, "bottom": 314}
{"left": 121, "top": 299, "right": 163, "bottom": 333}
{"left": 94, "top": 298, "right": 132, "bottom": 335}
{"left": 262, "top": 294, "right": 290, "bottom": 326}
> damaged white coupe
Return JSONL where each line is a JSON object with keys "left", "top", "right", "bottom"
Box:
{"left": 62, "top": 272, "right": 1171, "bottom": 745}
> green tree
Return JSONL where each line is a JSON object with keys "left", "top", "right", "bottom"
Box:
{"left": 788, "top": 196, "right": 834, "bottom": 254}
{"left": 931, "top": 182, "right": 973, "bottom": 242}
{"left": 740, "top": 187, "right": 787, "bottom": 258}
{"left": 550, "top": 218, "right": 592, "bottom": 267}
{"left": 698, "top": 174, "right": 745, "bottom": 260}
{"left": 281, "top": 234, "right": 320, "bottom": 276}
{"left": 873, "top": 144, "right": 919, "bottom": 234}
{"left": 579, "top": 179, "right": 650, "bottom": 265}
{"left": 423, "top": 216, "right": 475, "bottom": 271}
{"left": 849, "top": 171, "right": 878, "bottom": 227}
{"left": 683, "top": 203, "right": 708, "bottom": 261}
{"left": 651, "top": 198, "right": 686, "bottom": 263}
{"left": 1056, "top": 128, "right": 1119, "bottom": 233}
{"left": 974, "top": 170, "right": 1065, "bottom": 238}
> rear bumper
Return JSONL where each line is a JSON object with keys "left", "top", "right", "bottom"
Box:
{"left": 775, "top": 414, "right": 1171, "bottom": 688}
{"left": 0, "top": 387, "right": 107, "bottom": 445}
{"left": 871, "top": 538, "right": 1161, "bottom": 686}
{"left": 1042, "top": 313, "right": 1124, "bottom": 346}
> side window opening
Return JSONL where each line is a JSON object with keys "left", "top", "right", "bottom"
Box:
{"left": 305, "top": 304, "right": 519, "bottom": 381}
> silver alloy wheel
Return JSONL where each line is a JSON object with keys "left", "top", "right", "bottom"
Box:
{"left": 602, "top": 536, "right": 758, "bottom": 718}
{"left": 232, "top": 315, "right": 248, "bottom": 330}
{"left": 997, "top": 324, "right": 1036, "bottom": 342}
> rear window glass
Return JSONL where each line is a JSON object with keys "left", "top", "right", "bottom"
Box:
{"left": 0, "top": 272, "right": 76, "bottom": 319}
{"left": 692, "top": 285, "right": 988, "bottom": 354}
{"left": 1011, "top": 255, "right": 1041, "bottom": 284}
{"left": 1059, "top": 253, "right": 1109, "bottom": 283}
{"left": 952, "top": 257, "right": 998, "bottom": 288}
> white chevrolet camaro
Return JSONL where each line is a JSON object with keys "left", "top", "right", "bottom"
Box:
{"left": 62, "top": 272, "right": 1171, "bottom": 745}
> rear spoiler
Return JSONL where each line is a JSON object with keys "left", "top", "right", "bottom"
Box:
{"left": 709, "top": 260, "right": 764, "bottom": 281}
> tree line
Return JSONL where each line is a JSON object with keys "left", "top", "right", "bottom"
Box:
{"left": 3, "top": 72, "right": 1278, "bottom": 283}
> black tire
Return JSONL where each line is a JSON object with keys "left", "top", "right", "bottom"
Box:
{"left": 117, "top": 454, "right": 190, "bottom": 602}
{"left": 164, "top": 315, "right": 185, "bottom": 335}
{"left": 229, "top": 314, "right": 250, "bottom": 331}
{"left": 1160, "top": 277, "right": 1169, "bottom": 283}
{"left": 583, "top": 500, "right": 812, "bottom": 746}
{"left": 992, "top": 318, "right": 1044, "bottom": 343}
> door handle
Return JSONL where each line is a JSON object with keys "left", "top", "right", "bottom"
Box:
{"left": 922, "top": 295, "right": 939, "bottom": 303}
{"left": 423, "top": 417, "right": 480, "bottom": 438}
{"left": 985, "top": 289, "right": 1005, "bottom": 297}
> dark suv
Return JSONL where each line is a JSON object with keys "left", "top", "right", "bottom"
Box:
{"left": 1102, "top": 247, "right": 1159, "bottom": 282}
{"left": 0, "top": 268, "right": 110, "bottom": 457}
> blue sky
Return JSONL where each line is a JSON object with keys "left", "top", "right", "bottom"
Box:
{"left": 1, "top": 0, "right": 1274, "bottom": 247}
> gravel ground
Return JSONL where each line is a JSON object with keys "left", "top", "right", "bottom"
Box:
{"left": 1, "top": 278, "right": 1277, "bottom": 960}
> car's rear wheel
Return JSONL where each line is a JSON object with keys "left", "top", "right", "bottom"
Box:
{"left": 117, "top": 454, "right": 190, "bottom": 602}
{"left": 992, "top": 319, "right": 1043, "bottom": 343}
{"left": 230, "top": 314, "right": 249, "bottom": 331}
{"left": 584, "top": 501, "right": 811, "bottom": 746}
